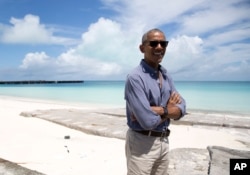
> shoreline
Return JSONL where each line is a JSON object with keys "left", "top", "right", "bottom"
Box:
{"left": 1, "top": 95, "right": 250, "bottom": 117}
{"left": 0, "top": 95, "right": 122, "bottom": 109}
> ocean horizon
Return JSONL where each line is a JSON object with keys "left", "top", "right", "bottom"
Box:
{"left": 0, "top": 80, "right": 249, "bottom": 116}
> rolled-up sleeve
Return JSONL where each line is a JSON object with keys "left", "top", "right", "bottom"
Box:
{"left": 168, "top": 75, "right": 186, "bottom": 119}
{"left": 176, "top": 98, "right": 186, "bottom": 119}
{"left": 125, "top": 75, "right": 161, "bottom": 130}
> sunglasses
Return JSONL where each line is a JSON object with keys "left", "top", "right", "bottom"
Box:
{"left": 147, "top": 40, "right": 169, "bottom": 48}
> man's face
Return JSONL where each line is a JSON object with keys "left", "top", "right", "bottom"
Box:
{"left": 140, "top": 31, "right": 167, "bottom": 68}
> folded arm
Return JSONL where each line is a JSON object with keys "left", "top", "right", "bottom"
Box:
{"left": 151, "top": 92, "right": 183, "bottom": 121}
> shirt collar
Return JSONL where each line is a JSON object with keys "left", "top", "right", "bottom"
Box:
{"left": 140, "top": 59, "right": 167, "bottom": 79}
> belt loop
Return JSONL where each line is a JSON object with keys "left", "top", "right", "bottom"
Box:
{"left": 148, "top": 130, "right": 152, "bottom": 137}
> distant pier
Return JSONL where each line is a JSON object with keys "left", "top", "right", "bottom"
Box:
{"left": 0, "top": 80, "right": 84, "bottom": 84}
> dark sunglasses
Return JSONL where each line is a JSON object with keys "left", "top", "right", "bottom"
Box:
{"left": 148, "top": 40, "right": 169, "bottom": 48}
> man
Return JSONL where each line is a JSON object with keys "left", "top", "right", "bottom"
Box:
{"left": 124, "top": 28, "right": 186, "bottom": 175}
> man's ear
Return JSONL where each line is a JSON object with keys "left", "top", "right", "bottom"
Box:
{"left": 139, "top": 44, "right": 144, "bottom": 53}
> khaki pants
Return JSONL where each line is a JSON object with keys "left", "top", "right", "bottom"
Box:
{"left": 125, "top": 129, "right": 169, "bottom": 175}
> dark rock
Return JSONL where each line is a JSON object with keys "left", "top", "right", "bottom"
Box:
{"left": 168, "top": 148, "right": 209, "bottom": 175}
{"left": 207, "top": 146, "right": 250, "bottom": 175}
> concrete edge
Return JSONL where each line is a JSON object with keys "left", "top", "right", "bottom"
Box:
{"left": 0, "top": 158, "right": 45, "bottom": 175}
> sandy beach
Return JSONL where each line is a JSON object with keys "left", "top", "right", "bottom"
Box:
{"left": 0, "top": 96, "right": 249, "bottom": 175}
{"left": 0, "top": 96, "right": 126, "bottom": 175}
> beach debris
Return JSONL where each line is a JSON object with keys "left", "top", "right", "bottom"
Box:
{"left": 64, "top": 135, "right": 70, "bottom": 139}
{"left": 64, "top": 145, "right": 70, "bottom": 153}
{"left": 20, "top": 111, "right": 36, "bottom": 117}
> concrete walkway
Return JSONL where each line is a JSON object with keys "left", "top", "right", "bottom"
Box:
{"left": 20, "top": 108, "right": 250, "bottom": 140}
{"left": 21, "top": 108, "right": 128, "bottom": 140}
{"left": 0, "top": 158, "right": 45, "bottom": 175}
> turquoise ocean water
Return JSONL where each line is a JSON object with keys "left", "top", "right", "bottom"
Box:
{"left": 0, "top": 81, "right": 249, "bottom": 116}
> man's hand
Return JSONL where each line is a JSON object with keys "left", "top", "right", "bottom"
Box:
{"left": 164, "top": 92, "right": 182, "bottom": 120}
{"left": 167, "top": 92, "right": 182, "bottom": 105}
{"left": 150, "top": 92, "right": 183, "bottom": 121}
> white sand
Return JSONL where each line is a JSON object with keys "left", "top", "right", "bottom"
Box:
{"left": 0, "top": 96, "right": 126, "bottom": 175}
{"left": 169, "top": 124, "right": 249, "bottom": 150}
{"left": 0, "top": 96, "right": 249, "bottom": 175}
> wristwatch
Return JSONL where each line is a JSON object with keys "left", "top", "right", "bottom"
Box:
{"left": 161, "top": 106, "right": 168, "bottom": 119}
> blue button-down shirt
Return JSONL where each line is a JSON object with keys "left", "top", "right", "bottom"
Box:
{"left": 124, "top": 59, "right": 186, "bottom": 131}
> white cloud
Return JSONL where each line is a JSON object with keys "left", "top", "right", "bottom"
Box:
{"left": 168, "top": 35, "right": 203, "bottom": 54}
{"left": 180, "top": 0, "right": 250, "bottom": 35}
{"left": 206, "top": 27, "right": 250, "bottom": 47}
{"left": 161, "top": 35, "right": 204, "bottom": 79}
{"left": 20, "top": 52, "right": 54, "bottom": 69}
{"left": 1, "top": 14, "right": 78, "bottom": 45}
{"left": 19, "top": 18, "right": 128, "bottom": 79}
{"left": 57, "top": 47, "right": 122, "bottom": 76}
{"left": 102, "top": 0, "right": 207, "bottom": 31}
{"left": 1, "top": 0, "right": 249, "bottom": 81}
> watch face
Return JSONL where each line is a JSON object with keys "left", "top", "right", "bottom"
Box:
{"left": 164, "top": 107, "right": 168, "bottom": 115}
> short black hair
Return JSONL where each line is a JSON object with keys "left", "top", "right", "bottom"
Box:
{"left": 141, "top": 28, "right": 165, "bottom": 43}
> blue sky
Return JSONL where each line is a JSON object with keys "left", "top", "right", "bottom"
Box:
{"left": 0, "top": 0, "right": 249, "bottom": 81}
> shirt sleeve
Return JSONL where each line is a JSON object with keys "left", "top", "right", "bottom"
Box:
{"left": 125, "top": 75, "right": 162, "bottom": 130}
{"left": 167, "top": 75, "right": 186, "bottom": 119}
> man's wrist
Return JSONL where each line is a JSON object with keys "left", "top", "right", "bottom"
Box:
{"left": 161, "top": 106, "right": 168, "bottom": 119}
